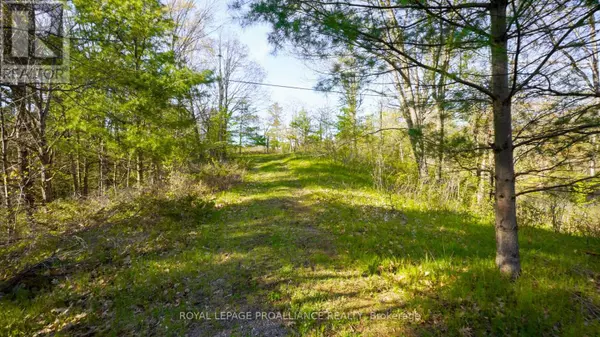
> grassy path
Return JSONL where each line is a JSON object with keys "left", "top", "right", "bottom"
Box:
{"left": 1, "top": 154, "right": 600, "bottom": 336}
{"left": 190, "top": 154, "right": 600, "bottom": 336}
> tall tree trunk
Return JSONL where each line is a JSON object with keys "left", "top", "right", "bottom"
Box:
{"left": 17, "top": 137, "right": 34, "bottom": 216}
{"left": 75, "top": 134, "right": 82, "bottom": 196}
{"left": 351, "top": 103, "right": 358, "bottom": 158}
{"left": 436, "top": 103, "right": 445, "bottom": 182}
{"left": 136, "top": 151, "right": 144, "bottom": 186}
{"left": 392, "top": 74, "right": 426, "bottom": 179}
{"left": 591, "top": 135, "right": 597, "bottom": 177}
{"left": 82, "top": 157, "right": 89, "bottom": 197}
{"left": 409, "top": 130, "right": 427, "bottom": 180}
{"left": 383, "top": 4, "right": 428, "bottom": 181}
{"left": 476, "top": 117, "right": 493, "bottom": 205}
{"left": 476, "top": 149, "right": 492, "bottom": 205}
{"left": 434, "top": 20, "right": 451, "bottom": 183}
{"left": 68, "top": 133, "right": 79, "bottom": 197}
{"left": 14, "top": 86, "right": 35, "bottom": 219}
{"left": 266, "top": 136, "right": 270, "bottom": 154}
{"left": 218, "top": 119, "right": 228, "bottom": 160}
{"left": 490, "top": 0, "right": 520, "bottom": 278}
{"left": 113, "top": 160, "right": 118, "bottom": 192}
{"left": 588, "top": 15, "right": 598, "bottom": 177}
{"left": 99, "top": 143, "right": 104, "bottom": 194}
{"left": 376, "top": 104, "right": 385, "bottom": 189}
{"left": 126, "top": 153, "right": 132, "bottom": 188}
{"left": 153, "top": 158, "right": 162, "bottom": 185}
{"left": 39, "top": 152, "right": 53, "bottom": 204}
{"left": 0, "top": 93, "right": 15, "bottom": 241}
{"left": 70, "top": 152, "right": 79, "bottom": 198}
{"left": 38, "top": 124, "right": 53, "bottom": 204}
{"left": 98, "top": 141, "right": 109, "bottom": 195}
{"left": 239, "top": 121, "right": 243, "bottom": 154}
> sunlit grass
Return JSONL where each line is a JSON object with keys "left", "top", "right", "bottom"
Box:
{"left": 1, "top": 154, "right": 599, "bottom": 336}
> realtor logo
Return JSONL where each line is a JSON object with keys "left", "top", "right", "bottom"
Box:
{"left": 0, "top": 0, "right": 69, "bottom": 84}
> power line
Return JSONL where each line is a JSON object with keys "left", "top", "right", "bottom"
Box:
{"left": 228, "top": 80, "right": 388, "bottom": 98}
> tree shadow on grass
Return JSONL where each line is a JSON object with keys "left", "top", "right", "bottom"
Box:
{"left": 202, "top": 156, "right": 600, "bottom": 336}
{"left": 204, "top": 155, "right": 600, "bottom": 335}
{"left": 2, "top": 155, "right": 600, "bottom": 336}
{"left": 175, "top": 188, "right": 600, "bottom": 335}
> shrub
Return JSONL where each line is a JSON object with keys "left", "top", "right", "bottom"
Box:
{"left": 198, "top": 161, "right": 246, "bottom": 192}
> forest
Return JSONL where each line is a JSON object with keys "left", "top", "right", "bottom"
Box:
{"left": 1, "top": 0, "right": 600, "bottom": 336}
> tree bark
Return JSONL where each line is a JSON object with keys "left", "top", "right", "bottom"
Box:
{"left": 476, "top": 151, "right": 490, "bottom": 205}
{"left": 13, "top": 86, "right": 35, "bottom": 218}
{"left": 266, "top": 136, "right": 270, "bottom": 153}
{"left": 136, "top": 151, "right": 144, "bottom": 186}
{"left": 436, "top": 102, "right": 445, "bottom": 182}
{"left": 69, "top": 146, "right": 80, "bottom": 198}
{"left": 38, "top": 127, "right": 53, "bottom": 204}
{"left": 591, "top": 135, "right": 597, "bottom": 177}
{"left": 113, "top": 160, "right": 118, "bottom": 192}
{"left": 39, "top": 153, "right": 53, "bottom": 204}
{"left": 434, "top": 19, "right": 451, "bottom": 182}
{"left": 17, "top": 136, "right": 34, "bottom": 214}
{"left": 0, "top": 91, "right": 15, "bottom": 241}
{"left": 126, "top": 153, "right": 131, "bottom": 188}
{"left": 98, "top": 141, "right": 105, "bottom": 195}
{"left": 391, "top": 71, "right": 427, "bottom": 180}
{"left": 82, "top": 157, "right": 89, "bottom": 197}
{"left": 239, "top": 119, "right": 243, "bottom": 155}
{"left": 490, "top": 0, "right": 520, "bottom": 278}
{"left": 75, "top": 133, "right": 82, "bottom": 196}
{"left": 152, "top": 158, "right": 162, "bottom": 185}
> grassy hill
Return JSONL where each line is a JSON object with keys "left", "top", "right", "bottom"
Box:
{"left": 1, "top": 154, "right": 599, "bottom": 336}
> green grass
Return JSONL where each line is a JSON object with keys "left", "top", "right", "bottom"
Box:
{"left": 1, "top": 154, "right": 600, "bottom": 336}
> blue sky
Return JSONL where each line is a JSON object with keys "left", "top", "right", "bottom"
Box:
{"left": 200, "top": 0, "right": 383, "bottom": 122}
{"left": 205, "top": 1, "right": 345, "bottom": 120}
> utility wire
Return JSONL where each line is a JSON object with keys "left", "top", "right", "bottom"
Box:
{"left": 228, "top": 80, "right": 389, "bottom": 98}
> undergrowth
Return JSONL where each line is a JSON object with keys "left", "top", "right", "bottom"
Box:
{"left": 1, "top": 154, "right": 599, "bottom": 336}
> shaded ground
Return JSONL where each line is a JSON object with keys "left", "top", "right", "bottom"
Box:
{"left": 1, "top": 154, "right": 600, "bottom": 336}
